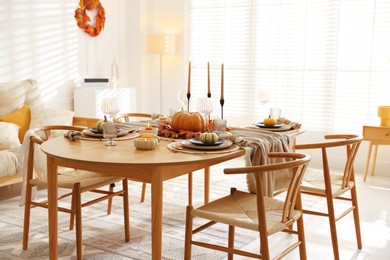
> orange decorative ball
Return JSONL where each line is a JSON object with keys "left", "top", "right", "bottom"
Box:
{"left": 170, "top": 111, "right": 205, "bottom": 132}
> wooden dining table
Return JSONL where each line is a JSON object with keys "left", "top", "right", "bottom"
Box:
{"left": 40, "top": 136, "right": 245, "bottom": 259}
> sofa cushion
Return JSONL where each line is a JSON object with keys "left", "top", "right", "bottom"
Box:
{"left": 0, "top": 150, "right": 20, "bottom": 177}
{"left": 0, "top": 104, "right": 30, "bottom": 143}
{"left": 0, "top": 79, "right": 43, "bottom": 116}
{"left": 30, "top": 106, "right": 74, "bottom": 137}
{"left": 0, "top": 122, "right": 21, "bottom": 150}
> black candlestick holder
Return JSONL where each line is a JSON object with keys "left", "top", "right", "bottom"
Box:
{"left": 187, "top": 93, "right": 191, "bottom": 111}
{"left": 220, "top": 98, "right": 225, "bottom": 119}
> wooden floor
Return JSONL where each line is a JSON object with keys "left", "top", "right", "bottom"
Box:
{"left": 1, "top": 158, "right": 389, "bottom": 259}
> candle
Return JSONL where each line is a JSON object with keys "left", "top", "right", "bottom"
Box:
{"left": 145, "top": 122, "right": 153, "bottom": 130}
{"left": 187, "top": 61, "right": 191, "bottom": 95}
{"left": 207, "top": 61, "right": 211, "bottom": 96}
{"left": 221, "top": 63, "right": 224, "bottom": 99}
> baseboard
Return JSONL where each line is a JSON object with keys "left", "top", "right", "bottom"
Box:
{"left": 0, "top": 182, "right": 22, "bottom": 201}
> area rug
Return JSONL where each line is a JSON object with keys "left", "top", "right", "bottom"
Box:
{"left": 0, "top": 162, "right": 259, "bottom": 259}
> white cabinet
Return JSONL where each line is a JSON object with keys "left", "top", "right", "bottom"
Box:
{"left": 74, "top": 87, "right": 136, "bottom": 118}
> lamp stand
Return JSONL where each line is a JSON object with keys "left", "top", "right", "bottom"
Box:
{"left": 159, "top": 53, "right": 163, "bottom": 113}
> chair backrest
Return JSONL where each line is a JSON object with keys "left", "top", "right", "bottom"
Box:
{"left": 113, "top": 113, "right": 152, "bottom": 123}
{"left": 294, "top": 134, "right": 362, "bottom": 189}
{"left": 224, "top": 152, "right": 311, "bottom": 224}
{"left": 25, "top": 125, "right": 87, "bottom": 189}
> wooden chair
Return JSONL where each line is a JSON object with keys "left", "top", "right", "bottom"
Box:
{"left": 22, "top": 125, "right": 130, "bottom": 260}
{"left": 294, "top": 134, "right": 363, "bottom": 260}
{"left": 184, "top": 152, "right": 311, "bottom": 260}
{"left": 114, "top": 113, "right": 152, "bottom": 203}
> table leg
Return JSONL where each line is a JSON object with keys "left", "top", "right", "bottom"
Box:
{"left": 204, "top": 167, "right": 210, "bottom": 204}
{"left": 151, "top": 172, "right": 163, "bottom": 260}
{"left": 363, "top": 142, "right": 373, "bottom": 181}
{"left": 371, "top": 144, "right": 379, "bottom": 177}
{"left": 47, "top": 156, "right": 58, "bottom": 259}
{"left": 188, "top": 172, "right": 193, "bottom": 206}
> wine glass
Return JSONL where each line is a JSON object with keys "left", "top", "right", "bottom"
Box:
{"left": 258, "top": 89, "right": 270, "bottom": 105}
{"left": 258, "top": 89, "right": 270, "bottom": 118}
{"left": 197, "top": 97, "right": 213, "bottom": 131}
{"left": 177, "top": 88, "right": 189, "bottom": 111}
{"left": 102, "top": 121, "right": 118, "bottom": 146}
{"left": 101, "top": 97, "right": 120, "bottom": 121}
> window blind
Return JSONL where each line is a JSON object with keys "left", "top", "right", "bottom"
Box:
{"left": 187, "top": 0, "right": 390, "bottom": 133}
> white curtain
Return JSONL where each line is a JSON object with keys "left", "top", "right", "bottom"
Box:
{"left": 187, "top": 0, "right": 390, "bottom": 133}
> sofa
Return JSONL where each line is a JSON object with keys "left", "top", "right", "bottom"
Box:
{"left": 0, "top": 79, "right": 98, "bottom": 188}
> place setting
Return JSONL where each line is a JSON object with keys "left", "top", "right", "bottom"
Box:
{"left": 80, "top": 100, "right": 140, "bottom": 143}
{"left": 167, "top": 138, "right": 239, "bottom": 154}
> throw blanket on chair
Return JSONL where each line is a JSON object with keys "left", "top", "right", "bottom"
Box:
{"left": 231, "top": 128, "right": 294, "bottom": 197}
{"left": 19, "top": 130, "right": 46, "bottom": 206}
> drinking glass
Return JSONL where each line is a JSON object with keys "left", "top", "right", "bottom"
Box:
{"left": 101, "top": 97, "right": 120, "bottom": 121}
{"left": 102, "top": 121, "right": 118, "bottom": 146}
{"left": 177, "top": 88, "right": 189, "bottom": 111}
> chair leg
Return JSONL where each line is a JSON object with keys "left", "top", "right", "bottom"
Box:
{"left": 351, "top": 186, "right": 362, "bottom": 249}
{"left": 69, "top": 191, "right": 76, "bottom": 230}
{"left": 184, "top": 206, "right": 193, "bottom": 260}
{"left": 22, "top": 183, "right": 33, "bottom": 250}
{"left": 326, "top": 193, "right": 340, "bottom": 260}
{"left": 228, "top": 225, "right": 235, "bottom": 260}
{"left": 140, "top": 182, "right": 147, "bottom": 203}
{"left": 296, "top": 193, "right": 307, "bottom": 260}
{"left": 122, "top": 179, "right": 130, "bottom": 242}
{"left": 107, "top": 183, "right": 114, "bottom": 215}
{"left": 74, "top": 183, "right": 83, "bottom": 260}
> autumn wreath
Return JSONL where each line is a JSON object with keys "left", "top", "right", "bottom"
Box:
{"left": 74, "top": 0, "right": 105, "bottom": 37}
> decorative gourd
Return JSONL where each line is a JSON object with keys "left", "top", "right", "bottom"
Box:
{"left": 199, "top": 132, "right": 219, "bottom": 144}
{"left": 95, "top": 116, "right": 108, "bottom": 132}
{"left": 263, "top": 117, "right": 277, "bottom": 126}
{"left": 170, "top": 111, "right": 205, "bottom": 132}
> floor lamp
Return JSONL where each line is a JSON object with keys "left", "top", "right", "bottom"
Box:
{"left": 148, "top": 34, "right": 176, "bottom": 113}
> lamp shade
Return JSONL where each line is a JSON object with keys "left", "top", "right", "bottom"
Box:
{"left": 148, "top": 34, "right": 176, "bottom": 55}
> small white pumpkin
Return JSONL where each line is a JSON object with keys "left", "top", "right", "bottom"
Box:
{"left": 199, "top": 132, "right": 219, "bottom": 144}
{"left": 95, "top": 116, "right": 108, "bottom": 132}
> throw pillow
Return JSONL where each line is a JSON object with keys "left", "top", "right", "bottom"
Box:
{"left": 0, "top": 122, "right": 21, "bottom": 150}
{"left": 0, "top": 79, "right": 43, "bottom": 115}
{"left": 30, "top": 106, "right": 74, "bottom": 137}
{"left": 0, "top": 104, "right": 31, "bottom": 143}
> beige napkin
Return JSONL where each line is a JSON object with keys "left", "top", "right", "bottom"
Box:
{"left": 277, "top": 117, "right": 301, "bottom": 130}
{"left": 64, "top": 130, "right": 82, "bottom": 141}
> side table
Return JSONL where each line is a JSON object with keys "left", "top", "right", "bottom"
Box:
{"left": 74, "top": 87, "right": 136, "bottom": 118}
{"left": 362, "top": 125, "right": 390, "bottom": 181}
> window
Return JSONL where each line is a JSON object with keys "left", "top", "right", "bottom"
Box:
{"left": 187, "top": 0, "right": 390, "bottom": 133}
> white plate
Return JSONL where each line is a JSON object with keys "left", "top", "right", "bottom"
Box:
{"left": 82, "top": 129, "right": 130, "bottom": 138}
{"left": 181, "top": 139, "right": 233, "bottom": 150}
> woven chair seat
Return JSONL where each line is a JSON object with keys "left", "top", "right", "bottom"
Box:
{"left": 30, "top": 170, "right": 123, "bottom": 192}
{"left": 193, "top": 190, "right": 301, "bottom": 236}
{"left": 301, "top": 169, "right": 355, "bottom": 198}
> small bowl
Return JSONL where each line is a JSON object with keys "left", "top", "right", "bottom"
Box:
{"left": 134, "top": 137, "right": 158, "bottom": 150}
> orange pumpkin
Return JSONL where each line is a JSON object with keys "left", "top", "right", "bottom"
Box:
{"left": 170, "top": 111, "right": 205, "bottom": 132}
